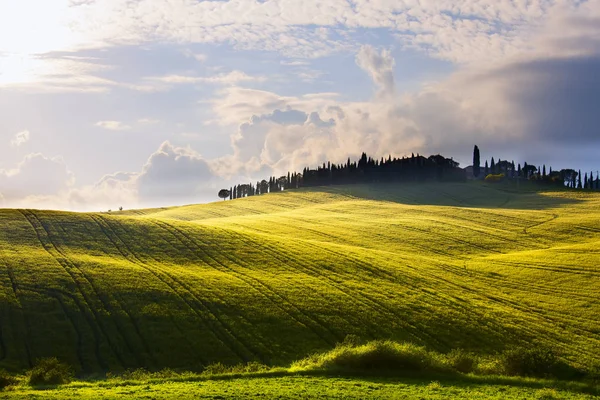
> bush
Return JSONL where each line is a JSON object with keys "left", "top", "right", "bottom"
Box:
{"left": 445, "top": 349, "right": 476, "bottom": 373}
{"left": 499, "top": 347, "right": 576, "bottom": 379}
{"left": 202, "top": 361, "right": 270, "bottom": 376}
{"left": 28, "top": 358, "right": 73, "bottom": 386}
{"left": 0, "top": 370, "right": 18, "bottom": 390}
{"left": 292, "top": 340, "right": 448, "bottom": 374}
{"left": 485, "top": 173, "right": 505, "bottom": 183}
{"left": 337, "top": 334, "right": 363, "bottom": 348}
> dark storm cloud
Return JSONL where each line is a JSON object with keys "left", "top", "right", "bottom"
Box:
{"left": 489, "top": 56, "right": 600, "bottom": 145}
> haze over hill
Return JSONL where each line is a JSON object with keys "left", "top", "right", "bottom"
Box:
{"left": 0, "top": 182, "right": 599, "bottom": 374}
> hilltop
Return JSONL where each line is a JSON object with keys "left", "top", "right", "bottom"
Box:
{"left": 0, "top": 182, "right": 599, "bottom": 375}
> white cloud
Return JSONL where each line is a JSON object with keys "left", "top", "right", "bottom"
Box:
{"left": 0, "top": 153, "right": 74, "bottom": 201}
{"left": 182, "top": 49, "right": 208, "bottom": 62}
{"left": 138, "top": 118, "right": 161, "bottom": 125}
{"left": 10, "top": 130, "right": 30, "bottom": 147}
{"left": 95, "top": 120, "right": 132, "bottom": 131}
{"left": 146, "top": 71, "right": 265, "bottom": 86}
{"left": 356, "top": 45, "right": 395, "bottom": 98}
{"left": 4, "top": 0, "right": 588, "bottom": 64}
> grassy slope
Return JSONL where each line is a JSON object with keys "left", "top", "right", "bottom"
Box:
{"left": 0, "top": 182, "right": 599, "bottom": 375}
{"left": 2, "top": 375, "right": 597, "bottom": 399}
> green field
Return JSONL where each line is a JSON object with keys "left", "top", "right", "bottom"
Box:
{"left": 0, "top": 182, "right": 599, "bottom": 396}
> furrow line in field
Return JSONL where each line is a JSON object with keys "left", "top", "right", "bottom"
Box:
{"left": 443, "top": 264, "right": 598, "bottom": 303}
{"left": 215, "top": 225, "right": 441, "bottom": 348}
{"left": 85, "top": 215, "right": 158, "bottom": 369}
{"left": 153, "top": 219, "right": 342, "bottom": 347}
{"left": 283, "top": 240, "right": 488, "bottom": 348}
{"left": 19, "top": 285, "right": 88, "bottom": 372}
{"left": 35, "top": 214, "right": 138, "bottom": 370}
{"left": 576, "top": 225, "right": 600, "bottom": 234}
{"left": 4, "top": 267, "right": 33, "bottom": 369}
{"left": 144, "top": 219, "right": 273, "bottom": 362}
{"left": 406, "top": 264, "right": 593, "bottom": 352}
{"left": 88, "top": 215, "right": 208, "bottom": 366}
{"left": 19, "top": 209, "right": 108, "bottom": 371}
{"left": 100, "top": 216, "right": 250, "bottom": 364}
{"left": 285, "top": 238, "right": 542, "bottom": 348}
{"left": 485, "top": 260, "right": 600, "bottom": 277}
{"left": 400, "top": 223, "right": 502, "bottom": 255}
{"left": 523, "top": 214, "right": 559, "bottom": 234}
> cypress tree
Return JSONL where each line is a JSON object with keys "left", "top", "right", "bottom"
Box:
{"left": 473, "top": 145, "right": 481, "bottom": 178}
{"left": 490, "top": 158, "right": 495, "bottom": 174}
{"left": 484, "top": 160, "right": 489, "bottom": 176}
{"left": 542, "top": 165, "right": 546, "bottom": 177}
{"left": 577, "top": 170, "right": 582, "bottom": 189}
{"left": 584, "top": 172, "right": 589, "bottom": 189}
{"left": 229, "top": 187, "right": 233, "bottom": 200}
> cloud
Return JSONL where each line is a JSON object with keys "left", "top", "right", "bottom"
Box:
{"left": 10, "top": 130, "right": 30, "bottom": 147}
{"left": 182, "top": 49, "right": 208, "bottom": 62}
{"left": 4, "top": 0, "right": 586, "bottom": 63}
{"left": 137, "top": 141, "right": 221, "bottom": 205}
{"left": 356, "top": 45, "right": 395, "bottom": 98}
{"left": 138, "top": 118, "right": 161, "bottom": 125}
{"left": 0, "top": 153, "right": 74, "bottom": 201}
{"left": 146, "top": 71, "right": 265, "bottom": 87}
{"left": 95, "top": 120, "right": 132, "bottom": 131}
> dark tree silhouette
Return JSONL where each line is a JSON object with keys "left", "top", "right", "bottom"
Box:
{"left": 473, "top": 145, "right": 481, "bottom": 178}
{"left": 218, "top": 189, "right": 230, "bottom": 201}
{"left": 222, "top": 146, "right": 593, "bottom": 201}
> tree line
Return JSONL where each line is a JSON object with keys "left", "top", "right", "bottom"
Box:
{"left": 218, "top": 152, "right": 465, "bottom": 200}
{"left": 472, "top": 145, "right": 600, "bottom": 189}
{"left": 217, "top": 146, "right": 599, "bottom": 200}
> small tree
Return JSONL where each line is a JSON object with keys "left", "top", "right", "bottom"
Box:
{"left": 218, "top": 189, "right": 230, "bottom": 201}
{"left": 473, "top": 145, "right": 481, "bottom": 178}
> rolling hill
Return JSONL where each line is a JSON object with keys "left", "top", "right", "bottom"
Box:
{"left": 0, "top": 182, "right": 599, "bottom": 374}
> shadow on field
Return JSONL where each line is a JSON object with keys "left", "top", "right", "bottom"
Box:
{"left": 310, "top": 182, "right": 585, "bottom": 210}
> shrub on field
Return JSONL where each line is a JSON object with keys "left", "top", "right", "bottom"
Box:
{"left": 27, "top": 358, "right": 73, "bottom": 386}
{"left": 445, "top": 349, "right": 477, "bottom": 373}
{"left": 291, "top": 340, "right": 449, "bottom": 374}
{"left": 485, "top": 173, "right": 505, "bottom": 183}
{"left": 499, "top": 347, "right": 578, "bottom": 379}
{"left": 337, "top": 334, "right": 363, "bottom": 348}
{"left": 202, "top": 361, "right": 269, "bottom": 376}
{"left": 0, "top": 369, "right": 18, "bottom": 390}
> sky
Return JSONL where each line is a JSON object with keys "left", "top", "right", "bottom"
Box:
{"left": 1, "top": 0, "right": 600, "bottom": 210}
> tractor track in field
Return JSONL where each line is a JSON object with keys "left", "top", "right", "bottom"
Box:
{"left": 31, "top": 212, "right": 144, "bottom": 370}
{"left": 149, "top": 218, "right": 339, "bottom": 352}
{"left": 97, "top": 215, "right": 254, "bottom": 364}
{"left": 39, "top": 216, "right": 150, "bottom": 370}
{"left": 17, "top": 284, "right": 88, "bottom": 372}
{"left": 105, "top": 217, "right": 260, "bottom": 364}
{"left": 523, "top": 214, "right": 559, "bottom": 234}
{"left": 142, "top": 219, "right": 275, "bottom": 360}
{"left": 89, "top": 215, "right": 210, "bottom": 366}
{"left": 410, "top": 264, "right": 598, "bottom": 350}
{"left": 280, "top": 237, "right": 557, "bottom": 348}
{"left": 19, "top": 209, "right": 109, "bottom": 371}
{"left": 213, "top": 225, "right": 445, "bottom": 348}
{"left": 4, "top": 266, "right": 33, "bottom": 368}
{"left": 85, "top": 215, "right": 158, "bottom": 369}
{"left": 280, "top": 238, "right": 499, "bottom": 348}
{"left": 485, "top": 259, "right": 600, "bottom": 277}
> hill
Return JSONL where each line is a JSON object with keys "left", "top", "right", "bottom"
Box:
{"left": 0, "top": 182, "right": 599, "bottom": 374}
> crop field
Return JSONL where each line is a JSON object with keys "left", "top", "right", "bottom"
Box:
{"left": 0, "top": 181, "right": 599, "bottom": 382}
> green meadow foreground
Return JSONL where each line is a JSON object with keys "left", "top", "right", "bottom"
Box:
{"left": 0, "top": 182, "right": 599, "bottom": 397}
